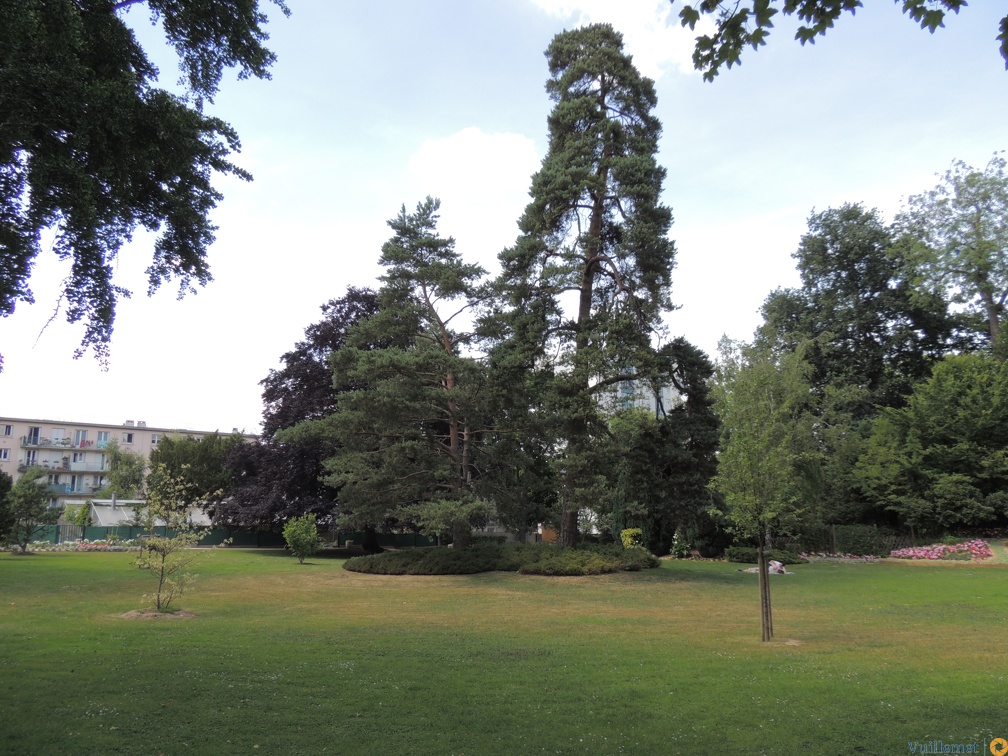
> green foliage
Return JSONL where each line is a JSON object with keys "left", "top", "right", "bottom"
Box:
{"left": 711, "top": 340, "right": 818, "bottom": 544}
{"left": 724, "top": 547, "right": 807, "bottom": 565}
{"left": 64, "top": 502, "right": 92, "bottom": 528}
{"left": 897, "top": 154, "right": 1008, "bottom": 350}
{"left": 856, "top": 353, "right": 1008, "bottom": 534}
{"left": 150, "top": 432, "right": 241, "bottom": 505}
{"left": 940, "top": 549, "right": 973, "bottom": 561}
{"left": 671, "top": 528, "right": 690, "bottom": 559}
{"left": 343, "top": 543, "right": 659, "bottom": 576}
{"left": 4, "top": 467, "right": 61, "bottom": 553}
{"left": 490, "top": 24, "right": 676, "bottom": 547}
{"left": 0, "top": 472, "right": 14, "bottom": 539}
{"left": 604, "top": 340, "right": 721, "bottom": 554}
{"left": 0, "top": 0, "right": 289, "bottom": 361}
{"left": 98, "top": 437, "right": 147, "bottom": 499}
{"left": 679, "top": 2, "right": 1003, "bottom": 82}
{"left": 282, "top": 514, "right": 321, "bottom": 564}
{"left": 305, "top": 198, "right": 490, "bottom": 545}
{"left": 833, "top": 524, "right": 904, "bottom": 556}
{"left": 754, "top": 203, "right": 962, "bottom": 529}
{"left": 620, "top": 528, "right": 644, "bottom": 549}
{"left": 134, "top": 462, "right": 217, "bottom": 611}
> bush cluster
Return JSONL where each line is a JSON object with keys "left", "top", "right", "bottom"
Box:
{"left": 723, "top": 546, "right": 808, "bottom": 565}
{"left": 343, "top": 542, "right": 660, "bottom": 576}
{"left": 833, "top": 525, "right": 905, "bottom": 556}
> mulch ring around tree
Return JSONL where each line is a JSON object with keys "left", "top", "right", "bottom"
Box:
{"left": 118, "top": 609, "right": 196, "bottom": 620}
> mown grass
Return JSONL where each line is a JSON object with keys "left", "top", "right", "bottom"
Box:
{"left": 1, "top": 549, "right": 1006, "bottom": 754}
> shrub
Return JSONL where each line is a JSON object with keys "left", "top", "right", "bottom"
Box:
{"left": 671, "top": 528, "right": 689, "bottom": 559}
{"left": 833, "top": 525, "right": 905, "bottom": 556}
{"left": 343, "top": 542, "right": 660, "bottom": 576}
{"left": 620, "top": 528, "right": 644, "bottom": 549}
{"left": 283, "top": 514, "right": 322, "bottom": 564}
{"left": 724, "top": 546, "right": 808, "bottom": 565}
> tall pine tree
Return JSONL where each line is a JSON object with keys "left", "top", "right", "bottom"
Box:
{"left": 491, "top": 24, "right": 675, "bottom": 547}
{"left": 318, "top": 198, "right": 489, "bottom": 546}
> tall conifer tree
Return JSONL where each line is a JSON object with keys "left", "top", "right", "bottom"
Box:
{"left": 491, "top": 24, "right": 676, "bottom": 546}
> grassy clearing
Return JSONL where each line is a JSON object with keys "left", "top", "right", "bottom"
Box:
{"left": 1, "top": 549, "right": 1006, "bottom": 754}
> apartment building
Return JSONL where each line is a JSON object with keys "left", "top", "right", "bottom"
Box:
{"left": 0, "top": 416, "right": 254, "bottom": 510}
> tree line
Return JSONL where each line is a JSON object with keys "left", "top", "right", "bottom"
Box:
{"left": 4, "top": 17, "right": 1006, "bottom": 560}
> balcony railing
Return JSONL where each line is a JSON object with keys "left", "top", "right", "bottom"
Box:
{"left": 21, "top": 436, "right": 105, "bottom": 450}
{"left": 17, "top": 460, "right": 107, "bottom": 474}
{"left": 45, "top": 484, "right": 102, "bottom": 495}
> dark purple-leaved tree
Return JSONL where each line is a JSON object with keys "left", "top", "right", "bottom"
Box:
{"left": 218, "top": 288, "right": 379, "bottom": 532}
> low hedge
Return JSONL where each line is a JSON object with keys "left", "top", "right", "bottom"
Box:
{"left": 343, "top": 542, "right": 660, "bottom": 576}
{"left": 723, "top": 546, "right": 808, "bottom": 565}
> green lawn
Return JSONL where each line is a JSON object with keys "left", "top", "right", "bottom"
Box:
{"left": 1, "top": 548, "right": 1006, "bottom": 754}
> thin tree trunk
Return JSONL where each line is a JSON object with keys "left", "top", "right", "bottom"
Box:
{"left": 757, "top": 533, "right": 773, "bottom": 642}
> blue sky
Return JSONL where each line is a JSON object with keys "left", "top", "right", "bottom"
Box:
{"left": 2, "top": 1, "right": 1006, "bottom": 434}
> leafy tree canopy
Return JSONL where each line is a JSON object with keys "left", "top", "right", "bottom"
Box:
{"left": 677, "top": 1, "right": 1007, "bottom": 81}
{"left": 220, "top": 289, "right": 381, "bottom": 532}
{"left": 758, "top": 203, "right": 957, "bottom": 414}
{"left": 97, "top": 436, "right": 147, "bottom": 498}
{"left": 4, "top": 467, "right": 61, "bottom": 553}
{"left": 0, "top": 0, "right": 289, "bottom": 363}
{"left": 896, "top": 154, "right": 1008, "bottom": 352}
{"left": 149, "top": 431, "right": 242, "bottom": 506}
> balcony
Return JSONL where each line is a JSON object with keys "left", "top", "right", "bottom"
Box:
{"left": 46, "top": 486, "right": 97, "bottom": 496}
{"left": 21, "top": 436, "right": 102, "bottom": 450}
{"left": 17, "top": 460, "right": 107, "bottom": 474}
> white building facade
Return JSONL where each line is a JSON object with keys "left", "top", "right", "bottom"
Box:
{"left": 0, "top": 417, "right": 253, "bottom": 510}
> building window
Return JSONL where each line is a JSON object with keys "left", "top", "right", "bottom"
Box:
{"left": 24, "top": 450, "right": 36, "bottom": 466}
{"left": 123, "top": 432, "right": 134, "bottom": 444}
{"left": 74, "top": 429, "right": 88, "bottom": 447}
{"left": 73, "top": 452, "right": 86, "bottom": 464}
{"left": 97, "top": 431, "right": 110, "bottom": 448}
{"left": 151, "top": 434, "right": 161, "bottom": 445}
{"left": 2, "top": 425, "right": 11, "bottom": 436}
{"left": 70, "top": 475, "right": 84, "bottom": 493}
{"left": 0, "top": 449, "right": 9, "bottom": 461}
{"left": 26, "top": 427, "right": 40, "bottom": 445}
{"left": 48, "top": 474, "right": 60, "bottom": 486}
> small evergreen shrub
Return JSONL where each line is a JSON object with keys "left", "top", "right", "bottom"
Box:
{"left": 724, "top": 546, "right": 807, "bottom": 565}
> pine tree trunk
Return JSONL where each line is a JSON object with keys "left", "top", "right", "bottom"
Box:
{"left": 452, "top": 521, "right": 472, "bottom": 549}
{"left": 559, "top": 508, "right": 578, "bottom": 548}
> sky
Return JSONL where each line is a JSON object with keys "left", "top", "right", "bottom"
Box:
{"left": 2, "top": 1, "right": 1007, "bottom": 435}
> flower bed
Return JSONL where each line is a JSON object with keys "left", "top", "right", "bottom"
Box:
{"left": 888, "top": 539, "right": 993, "bottom": 561}
{"left": 13, "top": 539, "right": 141, "bottom": 553}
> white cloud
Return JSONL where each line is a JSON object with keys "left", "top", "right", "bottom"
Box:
{"left": 406, "top": 127, "right": 541, "bottom": 273}
{"left": 528, "top": 0, "right": 708, "bottom": 79}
